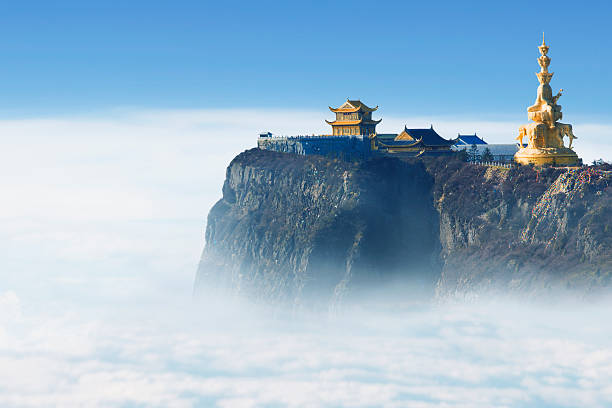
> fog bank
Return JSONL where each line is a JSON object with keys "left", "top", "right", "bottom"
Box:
{"left": 1, "top": 109, "right": 611, "bottom": 407}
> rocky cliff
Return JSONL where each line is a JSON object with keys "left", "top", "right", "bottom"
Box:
{"left": 424, "top": 159, "right": 612, "bottom": 298}
{"left": 196, "top": 149, "right": 612, "bottom": 303}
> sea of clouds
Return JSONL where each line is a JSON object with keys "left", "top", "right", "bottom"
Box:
{"left": 0, "top": 109, "right": 611, "bottom": 407}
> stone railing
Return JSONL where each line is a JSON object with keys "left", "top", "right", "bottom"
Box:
{"left": 260, "top": 134, "right": 362, "bottom": 139}
{"left": 476, "top": 161, "right": 513, "bottom": 169}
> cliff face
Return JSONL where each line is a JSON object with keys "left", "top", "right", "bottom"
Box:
{"left": 196, "top": 149, "right": 440, "bottom": 306}
{"left": 196, "top": 149, "right": 612, "bottom": 303}
{"left": 425, "top": 159, "right": 612, "bottom": 298}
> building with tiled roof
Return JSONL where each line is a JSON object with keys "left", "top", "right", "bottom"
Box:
{"left": 396, "top": 126, "right": 457, "bottom": 146}
{"left": 455, "top": 134, "right": 487, "bottom": 146}
{"left": 452, "top": 143, "right": 521, "bottom": 163}
{"left": 370, "top": 125, "right": 456, "bottom": 156}
{"left": 326, "top": 99, "right": 381, "bottom": 136}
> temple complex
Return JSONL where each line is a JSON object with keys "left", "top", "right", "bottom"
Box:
{"left": 257, "top": 37, "right": 589, "bottom": 165}
{"left": 259, "top": 100, "right": 460, "bottom": 159}
{"left": 514, "top": 35, "right": 580, "bottom": 165}
{"left": 326, "top": 99, "right": 381, "bottom": 136}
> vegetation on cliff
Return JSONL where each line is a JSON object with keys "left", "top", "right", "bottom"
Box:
{"left": 197, "top": 149, "right": 612, "bottom": 303}
{"left": 421, "top": 157, "right": 612, "bottom": 296}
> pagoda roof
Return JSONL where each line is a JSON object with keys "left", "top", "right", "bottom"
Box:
{"left": 395, "top": 126, "right": 456, "bottom": 146}
{"left": 455, "top": 134, "right": 487, "bottom": 145}
{"left": 329, "top": 99, "right": 378, "bottom": 113}
{"left": 374, "top": 138, "right": 422, "bottom": 148}
{"left": 325, "top": 118, "right": 382, "bottom": 125}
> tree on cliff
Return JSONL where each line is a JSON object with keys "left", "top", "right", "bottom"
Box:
{"left": 481, "top": 147, "right": 494, "bottom": 162}
{"left": 467, "top": 144, "right": 480, "bottom": 163}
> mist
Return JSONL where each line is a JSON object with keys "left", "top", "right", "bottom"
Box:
{"left": 1, "top": 109, "right": 612, "bottom": 407}
{"left": 3, "top": 288, "right": 612, "bottom": 407}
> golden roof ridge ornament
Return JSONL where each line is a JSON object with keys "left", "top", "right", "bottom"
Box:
{"left": 514, "top": 35, "right": 580, "bottom": 166}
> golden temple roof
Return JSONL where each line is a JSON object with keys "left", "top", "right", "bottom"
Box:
{"left": 329, "top": 99, "right": 379, "bottom": 113}
{"left": 325, "top": 118, "right": 382, "bottom": 125}
{"left": 374, "top": 137, "right": 423, "bottom": 149}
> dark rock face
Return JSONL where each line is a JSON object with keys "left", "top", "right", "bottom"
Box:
{"left": 423, "top": 159, "right": 612, "bottom": 298}
{"left": 196, "top": 149, "right": 612, "bottom": 303}
{"left": 196, "top": 149, "right": 440, "bottom": 306}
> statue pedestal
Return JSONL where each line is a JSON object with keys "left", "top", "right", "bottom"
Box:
{"left": 514, "top": 147, "right": 579, "bottom": 166}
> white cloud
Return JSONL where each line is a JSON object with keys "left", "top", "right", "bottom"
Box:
{"left": 0, "top": 291, "right": 21, "bottom": 323}
{"left": 0, "top": 109, "right": 611, "bottom": 407}
{"left": 1, "top": 295, "right": 612, "bottom": 407}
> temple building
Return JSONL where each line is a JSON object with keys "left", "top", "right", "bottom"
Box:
{"left": 326, "top": 99, "right": 381, "bottom": 136}
{"left": 455, "top": 134, "right": 486, "bottom": 146}
{"left": 371, "top": 126, "right": 456, "bottom": 156}
{"left": 452, "top": 133, "right": 519, "bottom": 163}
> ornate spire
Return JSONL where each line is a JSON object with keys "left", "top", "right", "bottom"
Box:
{"left": 536, "top": 33, "right": 552, "bottom": 84}
{"left": 539, "top": 32, "right": 549, "bottom": 56}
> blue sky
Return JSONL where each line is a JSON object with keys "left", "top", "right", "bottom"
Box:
{"left": 1, "top": 0, "right": 611, "bottom": 119}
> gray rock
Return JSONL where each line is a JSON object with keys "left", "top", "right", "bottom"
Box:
{"left": 195, "top": 149, "right": 612, "bottom": 305}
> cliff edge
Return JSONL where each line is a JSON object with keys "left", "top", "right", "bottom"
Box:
{"left": 196, "top": 149, "right": 612, "bottom": 303}
{"left": 195, "top": 149, "right": 440, "bottom": 306}
{"left": 424, "top": 158, "right": 612, "bottom": 298}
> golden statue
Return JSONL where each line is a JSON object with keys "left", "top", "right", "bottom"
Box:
{"left": 514, "top": 34, "right": 580, "bottom": 166}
